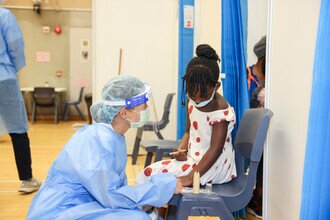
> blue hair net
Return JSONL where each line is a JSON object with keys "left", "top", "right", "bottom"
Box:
{"left": 91, "top": 75, "right": 146, "bottom": 123}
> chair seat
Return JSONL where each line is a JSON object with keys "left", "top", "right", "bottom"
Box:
{"left": 169, "top": 175, "right": 247, "bottom": 206}
{"left": 141, "top": 140, "right": 179, "bottom": 152}
{"left": 66, "top": 100, "right": 80, "bottom": 104}
{"left": 211, "top": 175, "right": 247, "bottom": 197}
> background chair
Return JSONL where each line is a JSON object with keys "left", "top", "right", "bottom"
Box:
{"left": 131, "top": 93, "right": 175, "bottom": 164}
{"left": 32, "top": 87, "right": 58, "bottom": 124}
{"left": 62, "top": 87, "right": 85, "bottom": 121}
{"left": 165, "top": 108, "right": 273, "bottom": 220}
{"left": 140, "top": 139, "right": 179, "bottom": 168}
{"left": 84, "top": 93, "right": 93, "bottom": 124}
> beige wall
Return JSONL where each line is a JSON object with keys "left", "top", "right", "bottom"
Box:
{"left": 93, "top": 0, "right": 179, "bottom": 152}
{"left": 195, "top": 0, "right": 221, "bottom": 56}
{"left": 266, "top": 1, "right": 320, "bottom": 219}
{"left": 7, "top": 9, "right": 91, "bottom": 114}
{"left": 247, "top": 0, "right": 268, "bottom": 65}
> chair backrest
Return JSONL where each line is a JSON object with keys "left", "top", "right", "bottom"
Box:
{"left": 157, "top": 93, "right": 175, "bottom": 130}
{"left": 233, "top": 108, "right": 273, "bottom": 201}
{"left": 33, "top": 87, "right": 56, "bottom": 105}
{"left": 77, "top": 87, "right": 85, "bottom": 102}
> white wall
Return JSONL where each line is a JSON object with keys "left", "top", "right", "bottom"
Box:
{"left": 194, "top": 0, "right": 221, "bottom": 56}
{"left": 196, "top": 0, "right": 267, "bottom": 66}
{"left": 93, "top": 0, "right": 178, "bottom": 153}
{"left": 247, "top": 0, "right": 268, "bottom": 65}
{"left": 266, "top": 1, "right": 320, "bottom": 219}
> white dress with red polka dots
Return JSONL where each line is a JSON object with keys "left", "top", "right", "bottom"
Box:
{"left": 135, "top": 102, "right": 237, "bottom": 186}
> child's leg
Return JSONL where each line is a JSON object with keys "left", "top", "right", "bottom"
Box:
{"left": 135, "top": 157, "right": 196, "bottom": 184}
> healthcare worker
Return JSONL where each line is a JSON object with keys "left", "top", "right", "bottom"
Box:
{"left": 27, "top": 76, "right": 182, "bottom": 220}
{"left": 0, "top": 7, "right": 41, "bottom": 193}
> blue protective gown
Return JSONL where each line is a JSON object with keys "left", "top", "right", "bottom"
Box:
{"left": 27, "top": 124, "right": 177, "bottom": 220}
{"left": 0, "top": 8, "right": 28, "bottom": 135}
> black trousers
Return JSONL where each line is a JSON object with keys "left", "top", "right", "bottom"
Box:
{"left": 256, "top": 155, "right": 263, "bottom": 187}
{"left": 9, "top": 133, "right": 32, "bottom": 181}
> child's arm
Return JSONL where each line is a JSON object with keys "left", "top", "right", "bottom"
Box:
{"left": 179, "top": 121, "right": 229, "bottom": 186}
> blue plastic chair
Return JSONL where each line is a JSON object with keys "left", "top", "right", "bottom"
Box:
{"left": 165, "top": 108, "right": 273, "bottom": 220}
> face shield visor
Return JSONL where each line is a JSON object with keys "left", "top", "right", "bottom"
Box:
{"left": 102, "top": 83, "right": 151, "bottom": 109}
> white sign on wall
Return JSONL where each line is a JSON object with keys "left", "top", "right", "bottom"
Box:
{"left": 184, "top": 5, "right": 194, "bottom": 29}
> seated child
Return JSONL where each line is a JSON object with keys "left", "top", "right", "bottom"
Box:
{"left": 136, "top": 45, "right": 236, "bottom": 186}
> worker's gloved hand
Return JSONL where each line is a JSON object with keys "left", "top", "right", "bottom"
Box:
{"left": 171, "top": 148, "right": 187, "bottom": 161}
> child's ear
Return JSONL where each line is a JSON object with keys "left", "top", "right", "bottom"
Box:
{"left": 216, "top": 82, "right": 221, "bottom": 90}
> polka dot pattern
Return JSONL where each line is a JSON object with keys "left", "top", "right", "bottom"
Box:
{"left": 193, "top": 121, "right": 198, "bottom": 130}
{"left": 182, "top": 164, "right": 190, "bottom": 172}
{"left": 144, "top": 167, "right": 152, "bottom": 177}
{"left": 161, "top": 160, "right": 171, "bottom": 165}
{"left": 188, "top": 105, "right": 193, "bottom": 114}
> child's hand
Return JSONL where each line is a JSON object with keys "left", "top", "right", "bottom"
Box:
{"left": 174, "top": 178, "right": 183, "bottom": 194}
{"left": 178, "top": 176, "right": 193, "bottom": 187}
{"left": 171, "top": 148, "right": 188, "bottom": 161}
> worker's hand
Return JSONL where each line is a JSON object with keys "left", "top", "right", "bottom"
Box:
{"left": 171, "top": 148, "right": 188, "bottom": 161}
{"left": 174, "top": 178, "right": 183, "bottom": 194}
{"left": 178, "top": 176, "right": 193, "bottom": 187}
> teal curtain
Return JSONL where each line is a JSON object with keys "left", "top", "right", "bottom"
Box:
{"left": 300, "top": 0, "right": 330, "bottom": 219}
{"left": 221, "top": 0, "right": 249, "bottom": 218}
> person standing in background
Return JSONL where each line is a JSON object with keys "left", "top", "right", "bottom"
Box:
{"left": 0, "top": 7, "right": 41, "bottom": 193}
{"left": 246, "top": 36, "right": 266, "bottom": 219}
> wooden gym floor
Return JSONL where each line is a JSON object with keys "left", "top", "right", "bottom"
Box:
{"left": 0, "top": 121, "right": 258, "bottom": 220}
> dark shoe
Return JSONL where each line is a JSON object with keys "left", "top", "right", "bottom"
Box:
{"left": 247, "top": 196, "right": 262, "bottom": 219}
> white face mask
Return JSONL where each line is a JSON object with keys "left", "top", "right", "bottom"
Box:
{"left": 126, "top": 107, "right": 150, "bottom": 128}
{"left": 188, "top": 87, "right": 216, "bottom": 108}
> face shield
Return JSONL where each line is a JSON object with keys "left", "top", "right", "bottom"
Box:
{"left": 102, "top": 84, "right": 152, "bottom": 109}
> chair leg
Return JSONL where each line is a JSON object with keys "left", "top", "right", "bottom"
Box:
{"left": 32, "top": 102, "right": 36, "bottom": 123}
{"left": 144, "top": 152, "right": 154, "bottom": 168}
{"left": 54, "top": 104, "right": 58, "bottom": 124}
{"left": 154, "top": 148, "right": 168, "bottom": 163}
{"left": 132, "top": 127, "right": 143, "bottom": 165}
{"left": 74, "top": 104, "right": 86, "bottom": 121}
{"left": 63, "top": 103, "right": 69, "bottom": 121}
{"left": 175, "top": 202, "right": 190, "bottom": 220}
{"left": 155, "top": 130, "right": 164, "bottom": 139}
{"left": 165, "top": 205, "right": 177, "bottom": 220}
